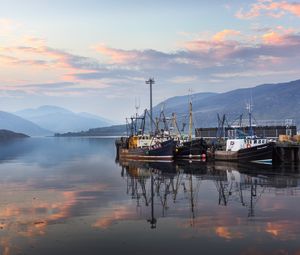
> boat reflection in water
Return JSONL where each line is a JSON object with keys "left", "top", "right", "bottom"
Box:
{"left": 118, "top": 159, "right": 300, "bottom": 229}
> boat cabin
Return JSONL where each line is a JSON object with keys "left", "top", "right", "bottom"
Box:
{"left": 128, "top": 135, "right": 158, "bottom": 149}
{"left": 226, "top": 138, "right": 268, "bottom": 152}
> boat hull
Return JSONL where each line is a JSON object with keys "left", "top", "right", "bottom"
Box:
{"left": 175, "top": 138, "right": 207, "bottom": 159}
{"left": 214, "top": 142, "right": 275, "bottom": 162}
{"left": 119, "top": 139, "right": 176, "bottom": 161}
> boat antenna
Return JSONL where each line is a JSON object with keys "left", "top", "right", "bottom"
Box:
{"left": 135, "top": 97, "right": 140, "bottom": 117}
{"left": 145, "top": 78, "right": 155, "bottom": 134}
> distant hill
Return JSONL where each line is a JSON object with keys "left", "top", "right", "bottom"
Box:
{"left": 56, "top": 79, "right": 300, "bottom": 136}
{"left": 78, "top": 112, "right": 117, "bottom": 125}
{"left": 0, "top": 111, "right": 52, "bottom": 136}
{"left": 15, "top": 105, "right": 116, "bottom": 133}
{"left": 153, "top": 79, "right": 300, "bottom": 129}
{"left": 0, "top": 129, "right": 29, "bottom": 139}
{"left": 55, "top": 124, "right": 127, "bottom": 137}
{"left": 154, "top": 92, "right": 216, "bottom": 113}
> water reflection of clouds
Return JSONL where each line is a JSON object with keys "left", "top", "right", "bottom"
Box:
{"left": 177, "top": 214, "right": 300, "bottom": 242}
{"left": 0, "top": 182, "right": 111, "bottom": 255}
{"left": 215, "top": 226, "right": 244, "bottom": 240}
{"left": 264, "top": 221, "right": 300, "bottom": 241}
{"left": 92, "top": 204, "right": 137, "bottom": 229}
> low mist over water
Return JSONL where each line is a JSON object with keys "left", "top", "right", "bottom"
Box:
{"left": 0, "top": 137, "right": 300, "bottom": 255}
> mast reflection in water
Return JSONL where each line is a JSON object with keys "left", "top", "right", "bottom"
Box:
{"left": 118, "top": 159, "right": 300, "bottom": 234}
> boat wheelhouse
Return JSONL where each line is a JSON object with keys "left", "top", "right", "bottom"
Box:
{"left": 226, "top": 137, "right": 269, "bottom": 152}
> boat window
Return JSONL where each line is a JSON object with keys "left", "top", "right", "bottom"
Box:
{"left": 254, "top": 140, "right": 257, "bottom": 144}
{"left": 258, "top": 140, "right": 261, "bottom": 144}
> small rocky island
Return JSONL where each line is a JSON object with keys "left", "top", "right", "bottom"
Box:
{"left": 0, "top": 129, "right": 29, "bottom": 140}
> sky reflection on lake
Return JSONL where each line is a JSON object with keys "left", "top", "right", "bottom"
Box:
{"left": 0, "top": 137, "right": 300, "bottom": 255}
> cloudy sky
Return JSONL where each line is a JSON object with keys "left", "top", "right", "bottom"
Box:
{"left": 1, "top": 0, "right": 300, "bottom": 122}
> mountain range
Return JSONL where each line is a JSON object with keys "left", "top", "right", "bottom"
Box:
{"left": 0, "top": 106, "right": 116, "bottom": 136}
{"left": 14, "top": 105, "right": 115, "bottom": 133}
{"left": 0, "top": 111, "right": 52, "bottom": 136}
{"left": 154, "top": 79, "right": 300, "bottom": 129}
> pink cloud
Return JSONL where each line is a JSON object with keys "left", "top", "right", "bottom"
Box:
{"left": 2, "top": 36, "right": 101, "bottom": 72}
{"left": 262, "top": 26, "right": 298, "bottom": 45}
{"left": 262, "top": 31, "right": 284, "bottom": 44}
{"left": 0, "top": 54, "right": 17, "bottom": 64}
{"left": 0, "top": 53, "right": 48, "bottom": 68}
{"left": 278, "top": 1, "right": 300, "bottom": 16}
{"left": 184, "top": 39, "right": 240, "bottom": 60}
{"left": 94, "top": 45, "right": 139, "bottom": 64}
{"left": 0, "top": 37, "right": 102, "bottom": 89}
{"left": 236, "top": 0, "right": 300, "bottom": 19}
{"left": 213, "top": 29, "right": 241, "bottom": 42}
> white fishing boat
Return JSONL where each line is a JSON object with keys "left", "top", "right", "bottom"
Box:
{"left": 214, "top": 136, "right": 275, "bottom": 163}
{"left": 214, "top": 102, "right": 275, "bottom": 163}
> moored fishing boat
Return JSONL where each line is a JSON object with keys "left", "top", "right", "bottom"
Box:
{"left": 172, "top": 97, "right": 208, "bottom": 159}
{"left": 214, "top": 102, "right": 275, "bottom": 163}
{"left": 117, "top": 135, "right": 176, "bottom": 161}
{"left": 214, "top": 137, "right": 275, "bottom": 162}
{"left": 176, "top": 138, "right": 207, "bottom": 159}
{"left": 115, "top": 78, "right": 177, "bottom": 161}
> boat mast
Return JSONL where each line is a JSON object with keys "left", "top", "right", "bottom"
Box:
{"left": 188, "top": 89, "right": 193, "bottom": 141}
{"left": 246, "top": 101, "right": 253, "bottom": 137}
{"left": 146, "top": 78, "right": 155, "bottom": 134}
{"left": 135, "top": 97, "right": 140, "bottom": 134}
{"left": 172, "top": 113, "right": 181, "bottom": 139}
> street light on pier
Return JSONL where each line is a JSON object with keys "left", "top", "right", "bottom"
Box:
{"left": 145, "top": 78, "right": 155, "bottom": 134}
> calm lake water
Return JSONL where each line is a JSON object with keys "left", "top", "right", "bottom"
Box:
{"left": 0, "top": 137, "right": 300, "bottom": 255}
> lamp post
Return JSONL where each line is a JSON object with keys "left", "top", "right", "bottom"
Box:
{"left": 145, "top": 78, "right": 155, "bottom": 134}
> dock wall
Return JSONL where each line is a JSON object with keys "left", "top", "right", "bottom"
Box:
{"left": 273, "top": 143, "right": 300, "bottom": 163}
